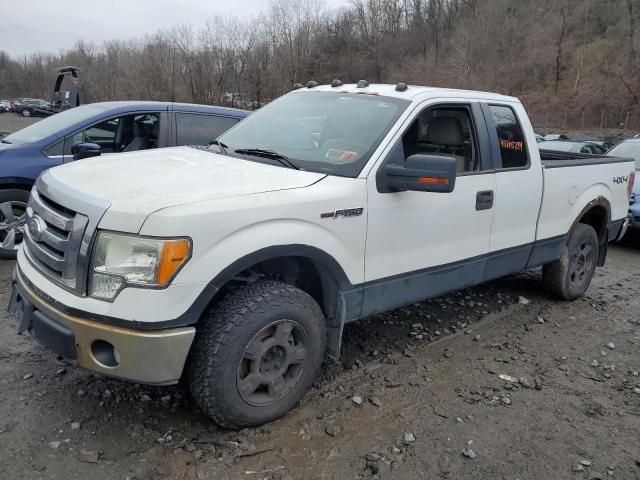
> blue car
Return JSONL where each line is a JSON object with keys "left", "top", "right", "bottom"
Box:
{"left": 607, "top": 137, "right": 640, "bottom": 232}
{"left": 0, "top": 101, "right": 248, "bottom": 258}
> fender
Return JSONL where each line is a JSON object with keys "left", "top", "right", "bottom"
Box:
{"left": 570, "top": 195, "right": 611, "bottom": 266}
{"left": 190, "top": 244, "right": 362, "bottom": 359}
{"left": 173, "top": 244, "right": 362, "bottom": 330}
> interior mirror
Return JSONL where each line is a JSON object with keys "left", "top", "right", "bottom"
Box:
{"left": 379, "top": 154, "right": 457, "bottom": 193}
{"left": 71, "top": 142, "right": 101, "bottom": 161}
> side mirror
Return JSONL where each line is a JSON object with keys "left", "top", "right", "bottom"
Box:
{"left": 378, "top": 154, "right": 457, "bottom": 193}
{"left": 71, "top": 142, "right": 101, "bottom": 161}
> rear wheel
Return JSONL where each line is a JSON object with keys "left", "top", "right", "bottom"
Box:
{"left": 0, "top": 190, "right": 30, "bottom": 260}
{"left": 187, "top": 280, "right": 326, "bottom": 429}
{"left": 543, "top": 223, "right": 599, "bottom": 300}
{"left": 21, "top": 109, "right": 31, "bottom": 117}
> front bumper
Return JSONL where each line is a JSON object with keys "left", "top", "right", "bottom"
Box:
{"left": 8, "top": 267, "right": 196, "bottom": 385}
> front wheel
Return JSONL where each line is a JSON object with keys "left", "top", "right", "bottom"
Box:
{"left": 543, "top": 223, "right": 599, "bottom": 300}
{"left": 0, "top": 189, "right": 30, "bottom": 260}
{"left": 187, "top": 280, "right": 326, "bottom": 429}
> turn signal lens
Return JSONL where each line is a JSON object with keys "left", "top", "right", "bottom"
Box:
{"left": 418, "top": 176, "right": 449, "bottom": 185}
{"left": 157, "top": 239, "right": 191, "bottom": 285}
{"left": 628, "top": 171, "right": 635, "bottom": 201}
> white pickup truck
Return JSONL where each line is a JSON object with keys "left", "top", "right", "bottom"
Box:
{"left": 8, "top": 82, "right": 635, "bottom": 429}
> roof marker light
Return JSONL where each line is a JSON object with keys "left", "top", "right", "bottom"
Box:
{"left": 356, "top": 80, "right": 369, "bottom": 88}
{"left": 331, "top": 79, "right": 344, "bottom": 88}
{"left": 293, "top": 83, "right": 305, "bottom": 90}
{"left": 395, "top": 83, "right": 408, "bottom": 92}
{"left": 306, "top": 80, "right": 319, "bottom": 88}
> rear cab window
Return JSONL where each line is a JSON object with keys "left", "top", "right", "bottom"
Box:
{"left": 486, "top": 104, "right": 529, "bottom": 169}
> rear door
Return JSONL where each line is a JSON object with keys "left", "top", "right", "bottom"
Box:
{"left": 172, "top": 112, "right": 241, "bottom": 146}
{"left": 480, "top": 103, "right": 543, "bottom": 280}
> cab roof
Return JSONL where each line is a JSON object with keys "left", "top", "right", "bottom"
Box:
{"left": 293, "top": 83, "right": 519, "bottom": 103}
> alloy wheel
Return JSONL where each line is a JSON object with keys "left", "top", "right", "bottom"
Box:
{"left": 0, "top": 201, "right": 28, "bottom": 251}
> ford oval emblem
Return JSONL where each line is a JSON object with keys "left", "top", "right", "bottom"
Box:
{"left": 28, "top": 216, "right": 45, "bottom": 242}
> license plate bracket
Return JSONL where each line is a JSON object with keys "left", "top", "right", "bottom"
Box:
{"left": 8, "top": 283, "right": 34, "bottom": 334}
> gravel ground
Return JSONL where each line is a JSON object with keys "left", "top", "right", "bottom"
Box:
{"left": 1, "top": 232, "right": 639, "bottom": 480}
{"left": 0, "top": 114, "right": 639, "bottom": 479}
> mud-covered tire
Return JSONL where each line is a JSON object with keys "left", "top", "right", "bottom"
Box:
{"left": 186, "top": 280, "right": 326, "bottom": 430}
{"left": 543, "top": 223, "right": 599, "bottom": 300}
{"left": 0, "top": 189, "right": 30, "bottom": 260}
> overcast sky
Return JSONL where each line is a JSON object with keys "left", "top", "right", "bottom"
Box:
{"left": 2, "top": 0, "right": 349, "bottom": 57}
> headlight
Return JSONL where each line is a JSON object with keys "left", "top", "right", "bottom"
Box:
{"left": 89, "top": 231, "right": 191, "bottom": 301}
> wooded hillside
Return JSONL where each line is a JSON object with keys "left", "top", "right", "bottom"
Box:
{"left": 0, "top": 0, "right": 638, "bottom": 130}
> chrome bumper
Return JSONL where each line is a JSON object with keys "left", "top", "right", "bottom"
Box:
{"left": 616, "top": 217, "right": 630, "bottom": 241}
{"left": 9, "top": 267, "right": 196, "bottom": 385}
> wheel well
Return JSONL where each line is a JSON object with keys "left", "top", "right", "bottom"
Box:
{"left": 210, "top": 256, "right": 341, "bottom": 324}
{"left": 575, "top": 203, "right": 609, "bottom": 265}
{"left": 577, "top": 205, "right": 608, "bottom": 240}
{"left": 0, "top": 184, "right": 32, "bottom": 192}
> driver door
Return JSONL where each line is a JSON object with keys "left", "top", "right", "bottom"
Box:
{"left": 62, "top": 113, "right": 162, "bottom": 162}
{"left": 362, "top": 99, "right": 496, "bottom": 317}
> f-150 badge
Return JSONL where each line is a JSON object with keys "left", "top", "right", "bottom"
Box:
{"left": 321, "top": 208, "right": 364, "bottom": 219}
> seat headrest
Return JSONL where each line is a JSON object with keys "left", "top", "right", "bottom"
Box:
{"left": 151, "top": 121, "right": 159, "bottom": 137}
{"left": 425, "top": 117, "right": 464, "bottom": 147}
{"left": 132, "top": 122, "right": 147, "bottom": 136}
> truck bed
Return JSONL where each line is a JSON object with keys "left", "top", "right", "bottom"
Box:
{"left": 540, "top": 149, "right": 631, "bottom": 169}
{"left": 536, "top": 150, "right": 634, "bottom": 242}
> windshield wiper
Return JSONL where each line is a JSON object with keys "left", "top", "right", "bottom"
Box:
{"left": 234, "top": 148, "right": 301, "bottom": 170}
{"left": 208, "top": 139, "right": 228, "bottom": 154}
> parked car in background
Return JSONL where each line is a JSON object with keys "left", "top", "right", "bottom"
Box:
{"left": 543, "top": 133, "right": 569, "bottom": 141}
{"left": 607, "top": 137, "right": 640, "bottom": 231}
{"left": 15, "top": 99, "right": 53, "bottom": 117}
{"left": 541, "top": 140, "right": 607, "bottom": 155}
{"left": 0, "top": 101, "right": 248, "bottom": 258}
{"left": 535, "top": 133, "right": 544, "bottom": 143}
{"left": 0, "top": 100, "right": 11, "bottom": 113}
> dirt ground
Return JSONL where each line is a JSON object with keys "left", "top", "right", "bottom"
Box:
{"left": 1, "top": 231, "right": 639, "bottom": 480}
{"left": 1, "top": 114, "right": 640, "bottom": 479}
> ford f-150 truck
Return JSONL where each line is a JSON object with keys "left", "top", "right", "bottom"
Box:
{"left": 7, "top": 82, "right": 635, "bottom": 429}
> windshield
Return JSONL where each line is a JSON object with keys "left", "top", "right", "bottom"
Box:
{"left": 217, "top": 91, "right": 410, "bottom": 177}
{"left": 607, "top": 140, "right": 640, "bottom": 170}
{"left": 3, "top": 104, "right": 115, "bottom": 144}
{"left": 540, "top": 141, "right": 579, "bottom": 152}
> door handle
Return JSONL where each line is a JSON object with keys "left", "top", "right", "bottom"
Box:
{"left": 476, "top": 190, "right": 494, "bottom": 211}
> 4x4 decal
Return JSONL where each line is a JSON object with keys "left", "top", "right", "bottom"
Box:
{"left": 613, "top": 176, "right": 628, "bottom": 184}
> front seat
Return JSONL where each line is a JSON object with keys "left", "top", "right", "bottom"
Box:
{"left": 149, "top": 120, "right": 160, "bottom": 148}
{"left": 123, "top": 121, "right": 150, "bottom": 152}
{"left": 424, "top": 117, "right": 467, "bottom": 172}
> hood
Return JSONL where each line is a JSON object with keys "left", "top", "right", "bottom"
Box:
{"left": 47, "top": 146, "right": 326, "bottom": 232}
{"left": 0, "top": 140, "right": 21, "bottom": 153}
